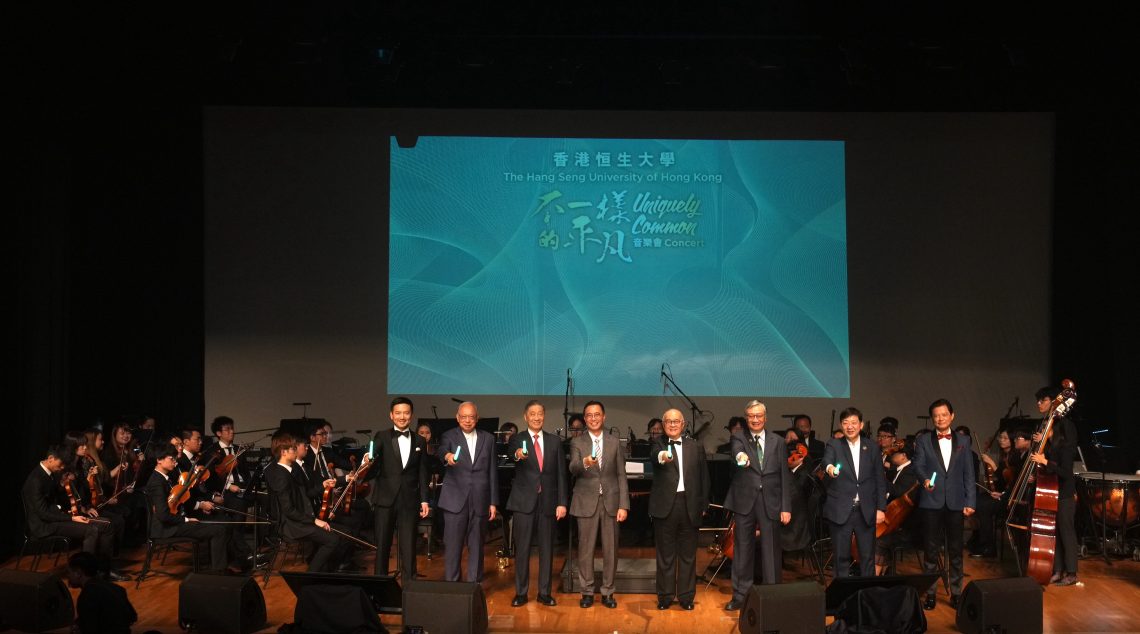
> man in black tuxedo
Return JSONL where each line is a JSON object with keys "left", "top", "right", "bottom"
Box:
{"left": 264, "top": 431, "right": 348, "bottom": 572}
{"left": 649, "top": 409, "right": 709, "bottom": 611}
{"left": 913, "top": 398, "right": 976, "bottom": 609}
{"left": 438, "top": 401, "right": 499, "bottom": 582}
{"left": 202, "top": 416, "right": 257, "bottom": 566}
{"left": 144, "top": 446, "right": 230, "bottom": 572}
{"left": 822, "top": 407, "right": 887, "bottom": 578}
{"left": 794, "top": 414, "right": 826, "bottom": 466}
{"left": 22, "top": 446, "right": 117, "bottom": 560}
{"left": 506, "top": 400, "right": 568, "bottom": 607}
{"left": 366, "top": 396, "right": 430, "bottom": 582}
{"left": 723, "top": 400, "right": 791, "bottom": 611}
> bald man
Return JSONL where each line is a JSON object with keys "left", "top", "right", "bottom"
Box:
{"left": 438, "top": 402, "right": 499, "bottom": 582}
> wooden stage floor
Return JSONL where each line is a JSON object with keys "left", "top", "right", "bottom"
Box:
{"left": 5, "top": 536, "right": 1138, "bottom": 633}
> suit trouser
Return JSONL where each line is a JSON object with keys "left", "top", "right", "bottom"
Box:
{"left": 576, "top": 501, "right": 618, "bottom": 596}
{"left": 443, "top": 504, "right": 487, "bottom": 582}
{"left": 655, "top": 494, "right": 698, "bottom": 602}
{"left": 1053, "top": 494, "right": 1078, "bottom": 574}
{"left": 828, "top": 502, "right": 875, "bottom": 577}
{"left": 731, "top": 502, "right": 781, "bottom": 601}
{"left": 289, "top": 522, "right": 347, "bottom": 572}
{"left": 170, "top": 521, "right": 229, "bottom": 571}
{"left": 921, "top": 507, "right": 964, "bottom": 597}
{"left": 513, "top": 509, "right": 555, "bottom": 597}
{"left": 374, "top": 503, "right": 418, "bottom": 583}
{"left": 44, "top": 520, "right": 114, "bottom": 557}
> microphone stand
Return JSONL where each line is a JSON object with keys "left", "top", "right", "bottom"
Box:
{"left": 662, "top": 370, "right": 703, "bottom": 430}
{"left": 563, "top": 368, "right": 575, "bottom": 432}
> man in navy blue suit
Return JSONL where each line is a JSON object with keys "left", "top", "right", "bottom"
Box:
{"left": 912, "top": 398, "right": 976, "bottom": 610}
{"left": 822, "top": 407, "right": 887, "bottom": 577}
{"left": 505, "top": 400, "right": 568, "bottom": 607}
{"left": 438, "top": 401, "right": 499, "bottom": 582}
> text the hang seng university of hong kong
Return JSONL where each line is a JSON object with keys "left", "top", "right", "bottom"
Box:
{"left": 508, "top": 148, "right": 723, "bottom": 264}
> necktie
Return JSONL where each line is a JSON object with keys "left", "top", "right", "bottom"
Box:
{"left": 937, "top": 432, "right": 952, "bottom": 440}
{"left": 754, "top": 435, "right": 764, "bottom": 465}
{"left": 533, "top": 434, "right": 543, "bottom": 472}
{"left": 594, "top": 437, "right": 602, "bottom": 469}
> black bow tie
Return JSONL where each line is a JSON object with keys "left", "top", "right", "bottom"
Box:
{"left": 668, "top": 439, "right": 680, "bottom": 446}
{"left": 396, "top": 430, "right": 410, "bottom": 438}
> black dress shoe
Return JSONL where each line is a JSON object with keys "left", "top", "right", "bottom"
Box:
{"left": 537, "top": 594, "right": 556, "bottom": 606}
{"left": 106, "top": 570, "right": 131, "bottom": 582}
{"left": 580, "top": 595, "right": 594, "bottom": 608}
{"left": 922, "top": 595, "right": 936, "bottom": 611}
{"left": 725, "top": 599, "right": 742, "bottom": 611}
{"left": 657, "top": 598, "right": 671, "bottom": 610}
{"left": 949, "top": 595, "right": 959, "bottom": 609}
{"left": 601, "top": 595, "right": 617, "bottom": 609}
{"left": 680, "top": 600, "right": 694, "bottom": 611}
{"left": 511, "top": 595, "right": 528, "bottom": 607}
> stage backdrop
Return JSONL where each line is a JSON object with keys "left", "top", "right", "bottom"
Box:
{"left": 205, "top": 109, "right": 1051, "bottom": 450}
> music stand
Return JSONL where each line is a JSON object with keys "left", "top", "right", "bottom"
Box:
{"left": 824, "top": 573, "right": 940, "bottom": 615}
{"left": 281, "top": 571, "right": 403, "bottom": 614}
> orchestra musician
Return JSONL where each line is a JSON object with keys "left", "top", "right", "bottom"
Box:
{"left": 264, "top": 431, "right": 350, "bottom": 572}
{"left": 822, "top": 407, "right": 887, "bottom": 578}
{"left": 875, "top": 448, "right": 920, "bottom": 575}
{"left": 367, "top": 397, "right": 430, "bottom": 582}
{"left": 144, "top": 445, "right": 231, "bottom": 573}
{"left": 1030, "top": 386, "right": 1080, "bottom": 586}
{"left": 649, "top": 409, "right": 709, "bottom": 611}
{"left": 723, "top": 400, "right": 791, "bottom": 612}
{"left": 202, "top": 416, "right": 259, "bottom": 568}
{"left": 506, "top": 400, "right": 568, "bottom": 607}
{"left": 913, "top": 398, "right": 976, "bottom": 610}
{"left": 22, "top": 445, "right": 123, "bottom": 579}
{"left": 568, "top": 400, "right": 629, "bottom": 609}
{"left": 780, "top": 441, "right": 821, "bottom": 554}
{"left": 438, "top": 401, "right": 499, "bottom": 583}
{"left": 63, "top": 431, "right": 127, "bottom": 555}
{"left": 794, "top": 414, "right": 825, "bottom": 465}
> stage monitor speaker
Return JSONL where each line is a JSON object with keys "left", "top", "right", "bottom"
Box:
{"left": 957, "top": 576, "right": 1042, "bottom": 634}
{"left": 739, "top": 581, "right": 824, "bottom": 634}
{"left": 0, "top": 569, "right": 74, "bottom": 632}
{"left": 179, "top": 572, "right": 267, "bottom": 634}
{"left": 403, "top": 580, "right": 487, "bottom": 634}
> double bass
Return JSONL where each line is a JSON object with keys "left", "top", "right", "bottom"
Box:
{"left": 1005, "top": 379, "right": 1076, "bottom": 584}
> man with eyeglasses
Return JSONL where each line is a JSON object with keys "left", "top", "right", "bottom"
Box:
{"left": 438, "top": 401, "right": 499, "bottom": 582}
{"left": 723, "top": 400, "right": 791, "bottom": 611}
{"left": 649, "top": 409, "right": 709, "bottom": 610}
{"left": 569, "top": 401, "right": 629, "bottom": 609}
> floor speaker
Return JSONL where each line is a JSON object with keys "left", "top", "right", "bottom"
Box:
{"left": 956, "top": 577, "right": 1042, "bottom": 634}
{"left": 740, "top": 581, "right": 824, "bottom": 634}
{"left": 403, "top": 580, "right": 488, "bottom": 634}
{"left": 0, "top": 569, "right": 74, "bottom": 632}
{"left": 179, "top": 572, "right": 267, "bottom": 634}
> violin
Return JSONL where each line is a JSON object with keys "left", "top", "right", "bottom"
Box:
{"left": 787, "top": 442, "right": 808, "bottom": 468}
{"left": 212, "top": 442, "right": 254, "bottom": 478}
{"left": 84, "top": 457, "right": 102, "bottom": 508}
{"left": 167, "top": 453, "right": 219, "bottom": 515}
{"left": 111, "top": 446, "right": 140, "bottom": 496}
{"left": 63, "top": 472, "right": 82, "bottom": 516}
{"left": 318, "top": 468, "right": 336, "bottom": 521}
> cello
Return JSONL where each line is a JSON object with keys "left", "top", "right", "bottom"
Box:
{"left": 1005, "top": 379, "right": 1076, "bottom": 584}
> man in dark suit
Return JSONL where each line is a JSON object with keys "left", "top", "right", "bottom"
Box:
{"left": 822, "top": 407, "right": 887, "bottom": 577}
{"left": 367, "top": 396, "right": 430, "bottom": 582}
{"left": 649, "top": 408, "right": 710, "bottom": 611}
{"left": 438, "top": 401, "right": 499, "bottom": 582}
{"left": 723, "top": 400, "right": 791, "bottom": 611}
{"left": 264, "top": 431, "right": 348, "bottom": 572}
{"left": 201, "top": 416, "right": 258, "bottom": 567}
{"left": 794, "top": 414, "right": 826, "bottom": 466}
{"left": 568, "top": 400, "right": 630, "bottom": 609}
{"left": 22, "top": 446, "right": 117, "bottom": 560}
{"left": 912, "top": 398, "right": 976, "bottom": 609}
{"left": 144, "top": 445, "right": 230, "bottom": 572}
{"left": 506, "top": 400, "right": 568, "bottom": 607}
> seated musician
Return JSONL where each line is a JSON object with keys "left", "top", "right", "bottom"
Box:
{"left": 22, "top": 445, "right": 126, "bottom": 580}
{"left": 62, "top": 431, "right": 127, "bottom": 557}
{"left": 875, "top": 448, "right": 920, "bottom": 574}
{"left": 143, "top": 445, "right": 231, "bottom": 573}
{"left": 265, "top": 430, "right": 350, "bottom": 572}
{"left": 201, "top": 416, "right": 260, "bottom": 568}
{"left": 780, "top": 441, "right": 821, "bottom": 554}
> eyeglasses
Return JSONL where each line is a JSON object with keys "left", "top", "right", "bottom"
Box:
{"left": 314, "top": 432, "right": 329, "bottom": 437}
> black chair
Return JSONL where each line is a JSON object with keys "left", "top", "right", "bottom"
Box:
{"left": 260, "top": 492, "right": 307, "bottom": 587}
{"left": 135, "top": 502, "right": 200, "bottom": 588}
{"left": 17, "top": 496, "right": 71, "bottom": 571}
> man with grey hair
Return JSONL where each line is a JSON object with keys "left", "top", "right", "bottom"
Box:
{"left": 438, "top": 401, "right": 499, "bottom": 582}
{"left": 723, "top": 400, "right": 792, "bottom": 611}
